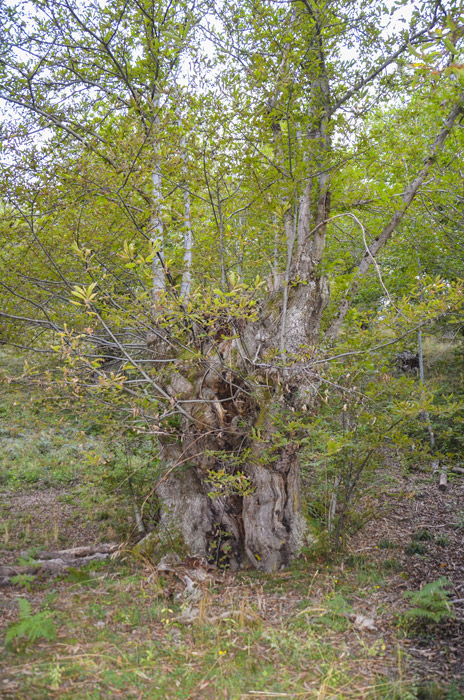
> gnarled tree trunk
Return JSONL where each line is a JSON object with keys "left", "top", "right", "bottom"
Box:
{"left": 149, "top": 1, "right": 334, "bottom": 570}
{"left": 149, "top": 270, "right": 330, "bottom": 572}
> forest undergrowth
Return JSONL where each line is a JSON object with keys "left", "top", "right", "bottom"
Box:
{"left": 1, "top": 357, "right": 463, "bottom": 700}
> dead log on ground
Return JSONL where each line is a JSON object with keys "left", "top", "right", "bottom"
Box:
{"left": 0, "top": 544, "right": 120, "bottom": 586}
{"left": 450, "top": 466, "right": 464, "bottom": 475}
{"left": 31, "top": 543, "right": 119, "bottom": 560}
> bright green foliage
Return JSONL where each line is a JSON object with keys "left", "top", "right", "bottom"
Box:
{"left": 206, "top": 468, "right": 255, "bottom": 499}
{"left": 402, "top": 578, "right": 455, "bottom": 625}
{"left": 9, "top": 573, "right": 36, "bottom": 590}
{"left": 5, "top": 598, "right": 57, "bottom": 648}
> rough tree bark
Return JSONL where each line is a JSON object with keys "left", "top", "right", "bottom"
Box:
{"left": 152, "top": 279, "right": 329, "bottom": 572}
{"left": 149, "top": 5, "right": 333, "bottom": 572}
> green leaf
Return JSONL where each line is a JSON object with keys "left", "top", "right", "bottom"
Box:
{"left": 5, "top": 598, "right": 57, "bottom": 647}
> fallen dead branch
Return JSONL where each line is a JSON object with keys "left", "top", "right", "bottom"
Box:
{"left": 432, "top": 459, "right": 455, "bottom": 491}
{"left": 450, "top": 466, "right": 464, "bottom": 475}
{"left": 0, "top": 543, "right": 120, "bottom": 585}
{"left": 31, "top": 544, "right": 119, "bottom": 560}
{"left": 439, "top": 468, "right": 448, "bottom": 491}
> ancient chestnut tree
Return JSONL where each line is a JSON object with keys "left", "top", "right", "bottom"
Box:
{"left": 1, "top": 0, "right": 463, "bottom": 569}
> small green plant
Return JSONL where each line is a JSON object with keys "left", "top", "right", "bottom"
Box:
{"left": 402, "top": 578, "right": 455, "bottom": 627}
{"left": 5, "top": 598, "right": 57, "bottom": 649}
{"left": 382, "top": 557, "right": 402, "bottom": 573}
{"left": 63, "top": 567, "right": 97, "bottom": 585}
{"left": 405, "top": 542, "right": 428, "bottom": 556}
{"left": 312, "top": 593, "right": 353, "bottom": 631}
{"left": 10, "top": 573, "right": 36, "bottom": 590}
{"left": 436, "top": 534, "right": 450, "bottom": 547}
{"left": 454, "top": 510, "right": 464, "bottom": 529}
{"left": 412, "top": 528, "right": 434, "bottom": 542}
{"left": 48, "top": 662, "right": 63, "bottom": 690}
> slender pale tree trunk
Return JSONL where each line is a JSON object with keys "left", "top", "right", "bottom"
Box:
{"left": 236, "top": 213, "right": 244, "bottom": 278}
{"left": 175, "top": 87, "right": 193, "bottom": 300}
{"left": 218, "top": 195, "right": 226, "bottom": 289}
{"left": 149, "top": 95, "right": 166, "bottom": 303}
{"left": 271, "top": 214, "right": 281, "bottom": 290}
{"left": 280, "top": 200, "right": 297, "bottom": 358}
{"left": 180, "top": 184, "right": 193, "bottom": 299}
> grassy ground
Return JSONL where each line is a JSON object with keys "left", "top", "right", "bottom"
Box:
{"left": 0, "top": 547, "right": 423, "bottom": 699}
{"left": 1, "top": 354, "right": 463, "bottom": 699}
